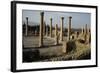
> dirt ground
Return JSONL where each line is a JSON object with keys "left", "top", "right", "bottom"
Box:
{"left": 23, "top": 35, "right": 91, "bottom": 62}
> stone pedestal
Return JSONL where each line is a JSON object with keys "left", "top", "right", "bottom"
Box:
{"left": 62, "top": 41, "right": 67, "bottom": 53}
{"left": 39, "top": 12, "right": 44, "bottom": 47}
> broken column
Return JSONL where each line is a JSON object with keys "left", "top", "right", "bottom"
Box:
{"left": 55, "top": 24, "right": 58, "bottom": 45}
{"left": 82, "top": 27, "right": 84, "bottom": 35}
{"left": 87, "top": 28, "right": 91, "bottom": 43}
{"left": 88, "top": 30, "right": 91, "bottom": 43}
{"left": 25, "top": 17, "right": 28, "bottom": 36}
{"left": 71, "top": 35, "right": 75, "bottom": 40}
{"left": 35, "top": 29, "right": 38, "bottom": 36}
{"left": 50, "top": 18, "right": 52, "bottom": 37}
{"left": 39, "top": 12, "right": 44, "bottom": 47}
{"left": 75, "top": 31, "right": 79, "bottom": 38}
{"left": 88, "top": 28, "right": 90, "bottom": 35}
{"left": 60, "top": 17, "right": 64, "bottom": 42}
{"left": 68, "top": 16, "right": 72, "bottom": 40}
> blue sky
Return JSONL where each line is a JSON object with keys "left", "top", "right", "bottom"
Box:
{"left": 22, "top": 10, "right": 91, "bottom": 28}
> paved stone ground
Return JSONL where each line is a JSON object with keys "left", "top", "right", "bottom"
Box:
{"left": 23, "top": 36, "right": 63, "bottom": 56}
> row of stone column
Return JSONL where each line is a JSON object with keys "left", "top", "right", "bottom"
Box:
{"left": 25, "top": 11, "right": 90, "bottom": 47}
{"left": 48, "top": 16, "right": 72, "bottom": 41}
{"left": 82, "top": 24, "right": 91, "bottom": 43}
{"left": 25, "top": 12, "right": 72, "bottom": 47}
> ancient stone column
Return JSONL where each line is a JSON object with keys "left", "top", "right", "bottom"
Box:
{"left": 87, "top": 28, "right": 91, "bottom": 43}
{"left": 46, "top": 25, "right": 48, "bottom": 36}
{"left": 81, "top": 27, "right": 84, "bottom": 35}
{"left": 39, "top": 12, "right": 44, "bottom": 47}
{"left": 60, "top": 17, "right": 64, "bottom": 41}
{"left": 88, "top": 30, "right": 91, "bottom": 43}
{"left": 68, "top": 16, "right": 72, "bottom": 40}
{"left": 43, "top": 21, "right": 46, "bottom": 36}
{"left": 76, "top": 31, "right": 79, "bottom": 38}
{"left": 88, "top": 28, "right": 90, "bottom": 35}
{"left": 26, "top": 17, "right": 28, "bottom": 36}
{"left": 55, "top": 24, "right": 58, "bottom": 45}
{"left": 84, "top": 24, "right": 87, "bottom": 42}
{"left": 50, "top": 18, "right": 52, "bottom": 37}
{"left": 35, "top": 29, "right": 37, "bottom": 36}
{"left": 85, "top": 24, "right": 87, "bottom": 35}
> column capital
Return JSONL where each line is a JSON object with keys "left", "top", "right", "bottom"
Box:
{"left": 61, "top": 17, "right": 64, "bottom": 20}
{"left": 26, "top": 17, "right": 28, "bottom": 20}
{"left": 50, "top": 18, "right": 52, "bottom": 21}
{"left": 40, "top": 12, "right": 44, "bottom": 16}
{"left": 69, "top": 16, "right": 72, "bottom": 19}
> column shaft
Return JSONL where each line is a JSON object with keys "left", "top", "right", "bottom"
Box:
{"left": 55, "top": 24, "right": 58, "bottom": 45}
{"left": 26, "top": 17, "right": 28, "bottom": 36}
{"left": 50, "top": 18, "right": 52, "bottom": 37}
{"left": 39, "top": 12, "right": 44, "bottom": 47}
{"left": 68, "top": 16, "right": 72, "bottom": 40}
{"left": 60, "top": 17, "right": 64, "bottom": 41}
